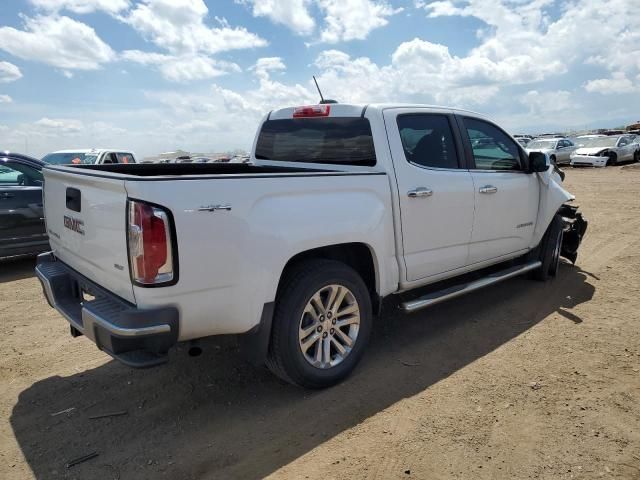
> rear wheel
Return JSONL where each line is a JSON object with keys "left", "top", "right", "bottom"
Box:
{"left": 533, "top": 214, "right": 564, "bottom": 281}
{"left": 266, "top": 259, "right": 372, "bottom": 388}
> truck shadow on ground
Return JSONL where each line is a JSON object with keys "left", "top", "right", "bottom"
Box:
{"left": 0, "top": 257, "right": 36, "bottom": 284}
{"left": 11, "top": 262, "right": 595, "bottom": 480}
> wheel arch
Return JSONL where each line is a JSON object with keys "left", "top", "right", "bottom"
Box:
{"left": 276, "top": 242, "right": 381, "bottom": 314}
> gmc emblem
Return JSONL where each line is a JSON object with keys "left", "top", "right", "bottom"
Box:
{"left": 63, "top": 215, "right": 85, "bottom": 235}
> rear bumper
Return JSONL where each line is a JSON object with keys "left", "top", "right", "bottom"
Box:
{"left": 35, "top": 252, "right": 179, "bottom": 367}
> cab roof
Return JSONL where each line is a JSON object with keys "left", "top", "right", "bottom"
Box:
{"left": 268, "top": 103, "right": 485, "bottom": 120}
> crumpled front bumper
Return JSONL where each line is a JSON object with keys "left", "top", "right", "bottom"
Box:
{"left": 35, "top": 252, "right": 179, "bottom": 368}
{"left": 570, "top": 155, "right": 607, "bottom": 167}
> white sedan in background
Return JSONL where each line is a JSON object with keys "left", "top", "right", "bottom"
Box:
{"left": 570, "top": 135, "right": 639, "bottom": 167}
{"left": 526, "top": 138, "right": 576, "bottom": 165}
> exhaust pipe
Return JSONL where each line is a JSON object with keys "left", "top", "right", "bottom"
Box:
{"left": 188, "top": 340, "right": 202, "bottom": 357}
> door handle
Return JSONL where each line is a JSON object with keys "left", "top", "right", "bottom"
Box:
{"left": 0, "top": 193, "right": 15, "bottom": 199}
{"left": 407, "top": 187, "right": 433, "bottom": 198}
{"left": 479, "top": 185, "right": 498, "bottom": 194}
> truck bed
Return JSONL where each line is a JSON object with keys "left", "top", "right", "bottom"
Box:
{"left": 60, "top": 163, "right": 333, "bottom": 177}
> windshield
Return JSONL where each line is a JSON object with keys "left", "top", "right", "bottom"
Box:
{"left": 527, "top": 140, "right": 557, "bottom": 149}
{"left": 577, "top": 137, "right": 619, "bottom": 148}
{"left": 255, "top": 117, "right": 376, "bottom": 166}
{"left": 41, "top": 152, "right": 99, "bottom": 165}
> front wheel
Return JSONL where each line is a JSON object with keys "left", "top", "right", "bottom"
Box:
{"left": 266, "top": 259, "right": 372, "bottom": 388}
{"left": 532, "top": 214, "right": 564, "bottom": 281}
{"left": 606, "top": 152, "right": 617, "bottom": 166}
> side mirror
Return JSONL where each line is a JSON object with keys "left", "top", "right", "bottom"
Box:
{"left": 529, "top": 151, "right": 550, "bottom": 173}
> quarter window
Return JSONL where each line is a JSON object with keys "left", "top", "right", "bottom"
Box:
{"left": 396, "top": 114, "right": 460, "bottom": 169}
{"left": 464, "top": 118, "right": 522, "bottom": 171}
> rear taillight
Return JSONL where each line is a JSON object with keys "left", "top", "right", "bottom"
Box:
{"left": 127, "top": 199, "right": 176, "bottom": 286}
{"left": 293, "top": 105, "right": 331, "bottom": 118}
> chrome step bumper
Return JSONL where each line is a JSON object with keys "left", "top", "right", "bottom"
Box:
{"left": 35, "top": 252, "right": 179, "bottom": 368}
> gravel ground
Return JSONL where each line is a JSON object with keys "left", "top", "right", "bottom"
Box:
{"left": 1, "top": 166, "right": 639, "bottom": 480}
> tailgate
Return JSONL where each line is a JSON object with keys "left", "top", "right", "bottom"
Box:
{"left": 43, "top": 168, "right": 135, "bottom": 303}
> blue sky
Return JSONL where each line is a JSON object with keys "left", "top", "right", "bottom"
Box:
{"left": 0, "top": 0, "right": 638, "bottom": 158}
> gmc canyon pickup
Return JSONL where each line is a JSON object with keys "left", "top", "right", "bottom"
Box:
{"left": 36, "top": 103, "right": 587, "bottom": 388}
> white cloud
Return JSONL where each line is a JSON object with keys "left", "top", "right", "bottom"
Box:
{"left": 318, "top": 0, "right": 402, "bottom": 43}
{"left": 521, "top": 90, "right": 572, "bottom": 114}
{"left": 29, "top": 0, "right": 130, "bottom": 14}
{"left": 584, "top": 72, "right": 638, "bottom": 95}
{"left": 311, "top": 42, "right": 510, "bottom": 106}
{"left": 0, "top": 61, "right": 23, "bottom": 83}
{"left": 238, "top": 0, "right": 315, "bottom": 35}
{"left": 135, "top": 61, "right": 315, "bottom": 153}
{"left": 0, "top": 15, "right": 115, "bottom": 70}
{"left": 416, "top": 0, "right": 640, "bottom": 89}
{"left": 253, "top": 57, "right": 286, "bottom": 79}
{"left": 121, "top": 50, "right": 241, "bottom": 82}
{"left": 0, "top": 94, "right": 13, "bottom": 103}
{"left": 34, "top": 117, "right": 84, "bottom": 132}
{"left": 239, "top": 0, "right": 400, "bottom": 42}
{"left": 123, "top": 0, "right": 267, "bottom": 55}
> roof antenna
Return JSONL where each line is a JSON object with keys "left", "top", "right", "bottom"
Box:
{"left": 313, "top": 76, "right": 337, "bottom": 104}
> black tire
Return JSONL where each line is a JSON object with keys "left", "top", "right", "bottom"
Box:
{"left": 606, "top": 152, "right": 617, "bottom": 166}
{"left": 634, "top": 151, "right": 640, "bottom": 163}
{"left": 549, "top": 155, "right": 557, "bottom": 165}
{"left": 532, "top": 214, "right": 564, "bottom": 281}
{"left": 266, "top": 259, "right": 372, "bottom": 388}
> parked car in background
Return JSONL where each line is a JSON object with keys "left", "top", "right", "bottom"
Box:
{"left": 0, "top": 152, "right": 49, "bottom": 259}
{"left": 570, "top": 135, "right": 639, "bottom": 167}
{"left": 628, "top": 134, "right": 640, "bottom": 154}
{"left": 42, "top": 149, "right": 137, "bottom": 165}
{"left": 526, "top": 138, "right": 577, "bottom": 165}
{"left": 573, "top": 134, "right": 606, "bottom": 145}
{"left": 516, "top": 137, "right": 531, "bottom": 147}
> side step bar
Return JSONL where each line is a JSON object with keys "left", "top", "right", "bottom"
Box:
{"left": 400, "top": 260, "right": 542, "bottom": 313}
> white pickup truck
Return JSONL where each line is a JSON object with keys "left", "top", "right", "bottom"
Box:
{"left": 36, "top": 103, "right": 587, "bottom": 388}
{"left": 42, "top": 149, "right": 137, "bottom": 165}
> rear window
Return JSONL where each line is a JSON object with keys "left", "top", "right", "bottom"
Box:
{"left": 41, "top": 152, "right": 99, "bottom": 165}
{"left": 255, "top": 117, "right": 376, "bottom": 166}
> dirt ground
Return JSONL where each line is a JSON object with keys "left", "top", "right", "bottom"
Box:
{"left": 1, "top": 166, "right": 639, "bottom": 480}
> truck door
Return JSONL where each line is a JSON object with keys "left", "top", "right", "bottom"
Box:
{"left": 383, "top": 109, "right": 475, "bottom": 282}
{"left": 0, "top": 162, "right": 46, "bottom": 255}
{"left": 457, "top": 116, "right": 539, "bottom": 265}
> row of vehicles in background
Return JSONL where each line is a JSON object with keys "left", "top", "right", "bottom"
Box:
{"left": 512, "top": 133, "right": 640, "bottom": 167}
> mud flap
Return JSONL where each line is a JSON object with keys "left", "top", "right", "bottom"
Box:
{"left": 558, "top": 204, "right": 588, "bottom": 264}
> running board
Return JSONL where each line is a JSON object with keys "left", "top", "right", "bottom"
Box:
{"left": 400, "top": 260, "right": 542, "bottom": 313}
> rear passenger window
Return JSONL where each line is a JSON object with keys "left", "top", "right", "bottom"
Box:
{"left": 464, "top": 118, "right": 522, "bottom": 171}
{"left": 116, "top": 153, "right": 133, "bottom": 164}
{"left": 396, "top": 114, "right": 459, "bottom": 169}
{"left": 255, "top": 117, "right": 376, "bottom": 166}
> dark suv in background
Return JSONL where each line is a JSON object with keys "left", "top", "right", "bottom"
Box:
{"left": 0, "top": 152, "right": 49, "bottom": 259}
